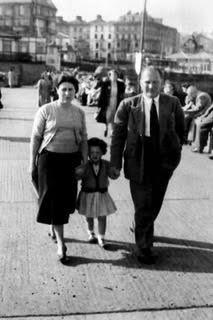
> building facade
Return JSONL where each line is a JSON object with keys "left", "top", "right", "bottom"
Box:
{"left": 0, "top": 2, "right": 179, "bottom": 65}
{"left": 0, "top": 0, "right": 57, "bottom": 61}
{"left": 114, "top": 11, "right": 179, "bottom": 62}
{"left": 89, "top": 15, "right": 116, "bottom": 61}
{"left": 56, "top": 11, "right": 179, "bottom": 63}
{"left": 68, "top": 16, "right": 90, "bottom": 60}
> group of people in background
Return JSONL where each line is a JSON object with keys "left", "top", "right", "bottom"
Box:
{"left": 30, "top": 64, "right": 212, "bottom": 265}
{"left": 162, "top": 80, "right": 213, "bottom": 159}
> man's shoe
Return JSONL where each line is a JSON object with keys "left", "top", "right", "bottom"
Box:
{"left": 137, "top": 249, "right": 157, "bottom": 265}
{"left": 209, "top": 155, "right": 213, "bottom": 160}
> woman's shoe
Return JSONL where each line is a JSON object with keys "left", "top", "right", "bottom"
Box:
{"left": 48, "top": 232, "right": 57, "bottom": 243}
{"left": 57, "top": 245, "right": 67, "bottom": 263}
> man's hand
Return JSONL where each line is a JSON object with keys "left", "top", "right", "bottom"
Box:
{"left": 29, "top": 163, "right": 37, "bottom": 180}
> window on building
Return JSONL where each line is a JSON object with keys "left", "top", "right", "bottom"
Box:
{"left": 48, "top": 47, "right": 54, "bottom": 54}
{"left": 108, "top": 34, "right": 111, "bottom": 39}
{"left": 3, "top": 39, "right": 12, "bottom": 53}
{"left": 95, "top": 25, "right": 98, "bottom": 31}
{"left": 96, "top": 43, "right": 99, "bottom": 49}
{"left": 5, "top": 19, "right": 12, "bottom": 26}
{"left": 37, "top": 42, "right": 46, "bottom": 54}
{"left": 6, "top": 8, "right": 12, "bottom": 16}
{"left": 19, "top": 41, "right": 29, "bottom": 53}
{"left": 101, "top": 34, "right": 104, "bottom": 40}
{"left": 20, "top": 5, "right": 25, "bottom": 15}
{"left": 117, "top": 42, "right": 120, "bottom": 48}
{"left": 95, "top": 52, "right": 98, "bottom": 58}
{"left": 95, "top": 34, "right": 97, "bottom": 39}
{"left": 108, "top": 43, "right": 111, "bottom": 49}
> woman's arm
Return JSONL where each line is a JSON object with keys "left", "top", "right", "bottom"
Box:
{"left": 80, "top": 111, "right": 88, "bottom": 164}
{"left": 29, "top": 107, "right": 47, "bottom": 174}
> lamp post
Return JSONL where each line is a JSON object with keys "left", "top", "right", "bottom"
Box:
{"left": 137, "top": 0, "right": 147, "bottom": 92}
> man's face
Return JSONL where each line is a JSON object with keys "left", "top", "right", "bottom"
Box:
{"left": 140, "top": 69, "right": 161, "bottom": 98}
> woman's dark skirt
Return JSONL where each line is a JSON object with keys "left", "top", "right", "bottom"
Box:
{"left": 37, "top": 149, "right": 81, "bottom": 225}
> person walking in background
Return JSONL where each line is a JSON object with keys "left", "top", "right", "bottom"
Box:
{"left": 124, "top": 78, "right": 137, "bottom": 98}
{"left": 8, "top": 67, "right": 15, "bottom": 88}
{"left": 29, "top": 74, "right": 88, "bottom": 263}
{"left": 76, "top": 138, "right": 118, "bottom": 249}
{"left": 110, "top": 66, "right": 185, "bottom": 265}
{"left": 37, "top": 72, "right": 52, "bottom": 107}
{"left": 97, "top": 69, "right": 125, "bottom": 137}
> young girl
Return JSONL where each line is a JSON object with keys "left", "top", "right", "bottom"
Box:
{"left": 76, "top": 137, "right": 119, "bottom": 248}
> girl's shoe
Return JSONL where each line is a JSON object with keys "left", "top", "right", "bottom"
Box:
{"left": 97, "top": 237, "right": 106, "bottom": 249}
{"left": 88, "top": 233, "right": 97, "bottom": 244}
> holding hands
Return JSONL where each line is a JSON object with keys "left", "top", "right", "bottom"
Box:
{"left": 109, "top": 166, "right": 120, "bottom": 180}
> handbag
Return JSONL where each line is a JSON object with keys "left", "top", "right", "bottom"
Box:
{"left": 94, "top": 108, "right": 106, "bottom": 124}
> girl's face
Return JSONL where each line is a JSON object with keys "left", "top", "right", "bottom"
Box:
{"left": 89, "top": 146, "right": 102, "bottom": 164}
{"left": 57, "top": 82, "right": 76, "bottom": 104}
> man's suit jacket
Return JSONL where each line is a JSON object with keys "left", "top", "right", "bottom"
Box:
{"left": 110, "top": 93, "right": 185, "bottom": 184}
{"left": 98, "top": 79, "right": 125, "bottom": 111}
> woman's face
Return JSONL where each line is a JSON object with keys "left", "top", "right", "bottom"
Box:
{"left": 57, "top": 82, "right": 76, "bottom": 104}
{"left": 89, "top": 146, "right": 102, "bottom": 164}
{"left": 163, "top": 83, "right": 174, "bottom": 96}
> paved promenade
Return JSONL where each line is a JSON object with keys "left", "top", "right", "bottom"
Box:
{"left": 0, "top": 86, "right": 213, "bottom": 320}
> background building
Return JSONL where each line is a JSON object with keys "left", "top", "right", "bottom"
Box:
{"left": 0, "top": 0, "right": 57, "bottom": 61}
{"left": 115, "top": 11, "right": 179, "bottom": 63}
{"left": 0, "top": 2, "right": 179, "bottom": 66}
{"left": 68, "top": 16, "right": 90, "bottom": 60}
{"left": 89, "top": 15, "right": 116, "bottom": 62}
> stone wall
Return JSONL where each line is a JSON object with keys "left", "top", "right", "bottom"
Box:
{"left": 0, "top": 62, "right": 46, "bottom": 86}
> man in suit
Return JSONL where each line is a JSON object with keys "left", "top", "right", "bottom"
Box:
{"left": 110, "top": 66, "right": 185, "bottom": 264}
{"left": 97, "top": 69, "right": 125, "bottom": 137}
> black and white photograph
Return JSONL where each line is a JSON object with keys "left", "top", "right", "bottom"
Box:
{"left": 0, "top": 0, "right": 213, "bottom": 319}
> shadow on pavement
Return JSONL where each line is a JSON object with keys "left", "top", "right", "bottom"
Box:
{"left": 64, "top": 237, "right": 213, "bottom": 273}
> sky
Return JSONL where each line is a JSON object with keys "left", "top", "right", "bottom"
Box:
{"left": 52, "top": 0, "right": 213, "bottom": 34}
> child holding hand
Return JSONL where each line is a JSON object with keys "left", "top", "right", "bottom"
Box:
{"left": 75, "top": 137, "right": 119, "bottom": 248}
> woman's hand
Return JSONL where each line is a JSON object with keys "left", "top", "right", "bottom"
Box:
{"left": 75, "top": 164, "right": 86, "bottom": 179}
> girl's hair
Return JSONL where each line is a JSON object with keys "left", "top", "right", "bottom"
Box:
{"left": 88, "top": 137, "right": 107, "bottom": 155}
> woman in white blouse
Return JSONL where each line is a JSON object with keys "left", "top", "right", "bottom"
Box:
{"left": 30, "top": 74, "right": 88, "bottom": 263}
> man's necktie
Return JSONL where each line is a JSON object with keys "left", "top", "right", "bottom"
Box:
{"left": 150, "top": 99, "right": 159, "bottom": 138}
{"left": 150, "top": 100, "right": 160, "bottom": 156}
